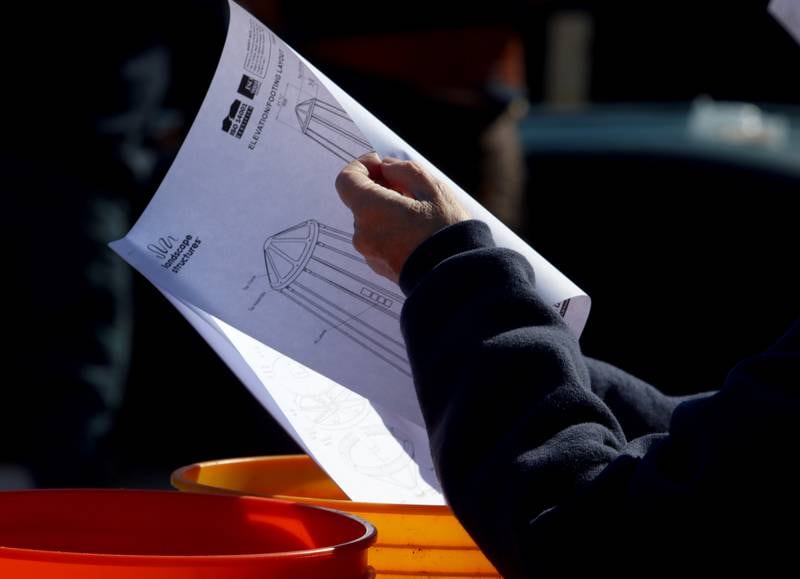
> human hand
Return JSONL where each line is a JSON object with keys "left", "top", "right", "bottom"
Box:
{"left": 335, "top": 153, "right": 471, "bottom": 283}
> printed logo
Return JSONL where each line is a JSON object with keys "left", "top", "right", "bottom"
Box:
{"left": 147, "top": 236, "right": 179, "bottom": 259}
{"left": 148, "top": 234, "right": 203, "bottom": 274}
{"left": 222, "top": 99, "right": 254, "bottom": 139}
{"left": 237, "top": 74, "right": 261, "bottom": 99}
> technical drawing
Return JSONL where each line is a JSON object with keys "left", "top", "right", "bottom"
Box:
{"left": 275, "top": 83, "right": 309, "bottom": 130}
{"left": 260, "top": 355, "right": 335, "bottom": 398}
{"left": 296, "top": 386, "right": 370, "bottom": 430}
{"left": 264, "top": 220, "right": 410, "bottom": 376}
{"left": 295, "top": 98, "right": 372, "bottom": 162}
{"left": 339, "top": 425, "right": 418, "bottom": 490}
{"left": 274, "top": 60, "right": 372, "bottom": 162}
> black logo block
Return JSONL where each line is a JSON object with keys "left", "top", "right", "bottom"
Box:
{"left": 237, "top": 74, "right": 261, "bottom": 99}
{"left": 221, "top": 99, "right": 253, "bottom": 139}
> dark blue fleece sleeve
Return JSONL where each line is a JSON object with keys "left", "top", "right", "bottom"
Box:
{"left": 583, "top": 357, "right": 712, "bottom": 440}
{"left": 399, "top": 220, "right": 800, "bottom": 576}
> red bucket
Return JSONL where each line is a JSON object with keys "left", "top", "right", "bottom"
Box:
{"left": 0, "top": 489, "right": 375, "bottom": 578}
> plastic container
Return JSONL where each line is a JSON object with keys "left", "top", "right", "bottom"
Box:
{"left": 0, "top": 489, "right": 375, "bottom": 578}
{"left": 172, "top": 455, "right": 500, "bottom": 577}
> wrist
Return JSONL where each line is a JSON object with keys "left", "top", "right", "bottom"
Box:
{"left": 398, "top": 220, "right": 494, "bottom": 296}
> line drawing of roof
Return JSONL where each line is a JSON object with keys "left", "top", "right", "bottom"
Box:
{"left": 295, "top": 98, "right": 372, "bottom": 162}
{"left": 264, "top": 220, "right": 410, "bottom": 376}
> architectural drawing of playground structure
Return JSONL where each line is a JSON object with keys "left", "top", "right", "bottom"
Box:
{"left": 263, "top": 220, "right": 410, "bottom": 377}
{"left": 275, "top": 63, "right": 372, "bottom": 162}
{"left": 260, "top": 353, "right": 429, "bottom": 493}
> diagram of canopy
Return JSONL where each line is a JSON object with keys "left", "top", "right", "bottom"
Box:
{"left": 264, "top": 220, "right": 410, "bottom": 376}
{"left": 295, "top": 98, "right": 372, "bottom": 162}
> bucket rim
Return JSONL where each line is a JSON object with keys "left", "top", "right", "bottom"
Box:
{"left": 0, "top": 488, "right": 376, "bottom": 564}
{"left": 171, "top": 454, "right": 453, "bottom": 515}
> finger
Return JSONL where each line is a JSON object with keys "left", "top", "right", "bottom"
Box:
{"left": 380, "top": 158, "right": 440, "bottom": 201}
{"left": 336, "top": 159, "right": 414, "bottom": 209}
{"left": 335, "top": 159, "right": 375, "bottom": 208}
{"left": 358, "top": 152, "right": 401, "bottom": 192}
{"left": 357, "top": 152, "right": 383, "bottom": 180}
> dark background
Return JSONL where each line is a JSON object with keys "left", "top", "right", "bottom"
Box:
{"left": 1, "top": 1, "right": 797, "bottom": 488}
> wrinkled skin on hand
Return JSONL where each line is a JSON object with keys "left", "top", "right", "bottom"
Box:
{"left": 335, "top": 153, "right": 470, "bottom": 283}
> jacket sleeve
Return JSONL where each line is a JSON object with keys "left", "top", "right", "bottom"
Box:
{"left": 399, "top": 220, "right": 800, "bottom": 576}
{"left": 583, "top": 357, "right": 712, "bottom": 440}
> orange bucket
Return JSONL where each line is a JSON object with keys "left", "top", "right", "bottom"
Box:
{"left": 172, "top": 455, "right": 500, "bottom": 577}
{"left": 0, "top": 489, "right": 375, "bottom": 578}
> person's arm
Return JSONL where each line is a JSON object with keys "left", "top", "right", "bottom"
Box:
{"left": 584, "top": 357, "right": 713, "bottom": 440}
{"left": 337, "top": 154, "right": 637, "bottom": 572}
{"left": 400, "top": 219, "right": 800, "bottom": 574}
{"left": 336, "top": 155, "right": 800, "bottom": 575}
{"left": 398, "top": 220, "right": 629, "bottom": 575}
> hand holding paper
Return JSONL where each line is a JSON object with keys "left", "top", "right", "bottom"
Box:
{"left": 336, "top": 154, "right": 471, "bottom": 283}
{"left": 110, "top": 0, "right": 589, "bottom": 504}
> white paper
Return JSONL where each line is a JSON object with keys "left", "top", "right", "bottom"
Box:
{"left": 111, "top": 0, "right": 590, "bottom": 503}
{"left": 770, "top": 0, "right": 800, "bottom": 45}
{"left": 163, "top": 288, "right": 443, "bottom": 504}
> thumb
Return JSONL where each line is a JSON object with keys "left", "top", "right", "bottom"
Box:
{"left": 379, "top": 158, "right": 440, "bottom": 202}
